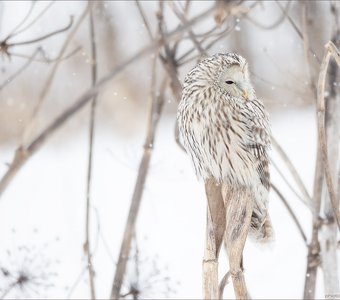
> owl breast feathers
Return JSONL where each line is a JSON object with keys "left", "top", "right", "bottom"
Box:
{"left": 177, "top": 53, "right": 272, "bottom": 241}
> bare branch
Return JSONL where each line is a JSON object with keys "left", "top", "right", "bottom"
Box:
{"left": 0, "top": 46, "right": 81, "bottom": 91}
{"left": 7, "top": 15, "right": 74, "bottom": 47}
{"left": 21, "top": 4, "right": 90, "bottom": 146}
{"left": 3, "top": 1, "right": 36, "bottom": 41}
{"left": 271, "top": 183, "right": 308, "bottom": 244}
{"left": 270, "top": 158, "right": 308, "bottom": 206}
{"left": 246, "top": 1, "right": 290, "bottom": 30}
{"left": 9, "top": 1, "right": 55, "bottom": 39}
{"left": 84, "top": 3, "right": 97, "bottom": 299}
{"left": 134, "top": 0, "right": 153, "bottom": 39}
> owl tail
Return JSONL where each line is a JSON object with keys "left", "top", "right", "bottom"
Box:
{"left": 249, "top": 214, "right": 274, "bottom": 243}
{"left": 249, "top": 187, "right": 274, "bottom": 243}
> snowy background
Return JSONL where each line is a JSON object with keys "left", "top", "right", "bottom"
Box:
{"left": 0, "top": 1, "right": 338, "bottom": 299}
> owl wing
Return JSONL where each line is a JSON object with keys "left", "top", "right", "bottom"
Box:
{"left": 245, "top": 99, "right": 271, "bottom": 190}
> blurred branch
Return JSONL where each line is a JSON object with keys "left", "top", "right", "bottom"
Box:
{"left": 271, "top": 135, "right": 313, "bottom": 209}
{"left": 83, "top": 3, "right": 97, "bottom": 299}
{"left": 134, "top": 0, "right": 153, "bottom": 39}
{"left": 0, "top": 46, "right": 81, "bottom": 91}
{"left": 0, "top": 47, "right": 41, "bottom": 90}
{"left": 110, "top": 57, "right": 167, "bottom": 299}
{"left": 2, "top": 1, "right": 36, "bottom": 41}
{"left": 270, "top": 158, "right": 308, "bottom": 206}
{"left": 6, "top": 15, "right": 74, "bottom": 47}
{"left": 0, "top": 3, "right": 216, "bottom": 198}
{"left": 301, "top": 1, "right": 316, "bottom": 90}
{"left": 271, "top": 183, "right": 308, "bottom": 244}
{"left": 276, "top": 0, "right": 320, "bottom": 63}
{"left": 168, "top": 1, "right": 207, "bottom": 56}
{"left": 246, "top": 1, "right": 290, "bottom": 30}
{"left": 7, "top": 1, "right": 55, "bottom": 40}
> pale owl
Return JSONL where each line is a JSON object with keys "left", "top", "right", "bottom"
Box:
{"left": 177, "top": 53, "right": 272, "bottom": 241}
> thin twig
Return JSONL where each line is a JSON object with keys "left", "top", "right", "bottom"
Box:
{"left": 7, "top": 15, "right": 73, "bottom": 47}
{"left": 303, "top": 143, "right": 323, "bottom": 299}
{"left": 271, "top": 183, "right": 308, "bottom": 244}
{"left": 21, "top": 4, "right": 90, "bottom": 146}
{"left": 0, "top": 47, "right": 40, "bottom": 90}
{"left": 3, "top": 1, "right": 36, "bottom": 41}
{"left": 246, "top": 1, "right": 290, "bottom": 30}
{"left": 0, "top": 46, "right": 81, "bottom": 91}
{"left": 271, "top": 135, "right": 313, "bottom": 209}
{"left": 270, "top": 158, "right": 307, "bottom": 205}
{"left": 9, "top": 1, "right": 55, "bottom": 39}
{"left": 134, "top": 0, "right": 153, "bottom": 39}
{"left": 169, "top": 1, "right": 207, "bottom": 56}
{"left": 8, "top": 45, "right": 81, "bottom": 63}
{"left": 84, "top": 3, "right": 97, "bottom": 299}
{"left": 275, "top": 0, "right": 320, "bottom": 63}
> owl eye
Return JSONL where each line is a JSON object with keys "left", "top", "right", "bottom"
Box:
{"left": 225, "top": 80, "right": 234, "bottom": 84}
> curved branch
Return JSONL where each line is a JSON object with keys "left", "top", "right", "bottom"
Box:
{"left": 316, "top": 41, "right": 340, "bottom": 231}
{"left": 8, "top": 15, "right": 74, "bottom": 47}
{"left": 271, "top": 183, "right": 308, "bottom": 244}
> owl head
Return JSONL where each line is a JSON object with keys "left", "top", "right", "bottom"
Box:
{"left": 186, "top": 53, "right": 255, "bottom": 101}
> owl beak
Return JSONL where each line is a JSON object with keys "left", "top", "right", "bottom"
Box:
{"left": 242, "top": 90, "right": 249, "bottom": 101}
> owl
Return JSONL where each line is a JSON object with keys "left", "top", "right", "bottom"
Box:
{"left": 177, "top": 53, "right": 272, "bottom": 241}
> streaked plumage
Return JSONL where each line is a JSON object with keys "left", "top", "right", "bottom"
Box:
{"left": 177, "top": 53, "right": 272, "bottom": 241}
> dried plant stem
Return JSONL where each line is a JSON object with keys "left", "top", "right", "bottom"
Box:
{"left": 84, "top": 4, "right": 97, "bottom": 299}
{"left": 316, "top": 41, "right": 340, "bottom": 231}
{"left": 303, "top": 118, "right": 324, "bottom": 299}
{"left": 203, "top": 179, "right": 226, "bottom": 299}
{"left": 110, "top": 57, "right": 166, "bottom": 298}
{"left": 222, "top": 185, "right": 252, "bottom": 299}
{"left": 319, "top": 13, "right": 340, "bottom": 292}
{"left": 0, "top": 5, "right": 215, "bottom": 199}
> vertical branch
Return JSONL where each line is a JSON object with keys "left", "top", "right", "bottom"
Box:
{"left": 84, "top": 3, "right": 97, "bottom": 299}
{"left": 110, "top": 56, "right": 167, "bottom": 299}
{"left": 319, "top": 5, "right": 340, "bottom": 293}
{"left": 302, "top": 2, "right": 323, "bottom": 298}
{"left": 203, "top": 179, "right": 226, "bottom": 299}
